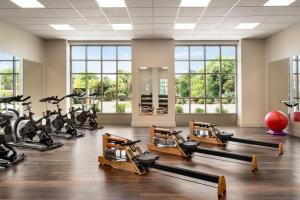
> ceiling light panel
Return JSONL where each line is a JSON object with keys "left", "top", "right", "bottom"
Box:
{"left": 234, "top": 23, "right": 260, "bottom": 29}
{"left": 175, "top": 23, "right": 195, "bottom": 29}
{"left": 49, "top": 24, "right": 75, "bottom": 31}
{"left": 112, "top": 24, "right": 133, "bottom": 30}
{"left": 10, "top": 0, "right": 45, "bottom": 8}
{"left": 96, "top": 0, "right": 126, "bottom": 7}
{"left": 180, "top": 0, "right": 211, "bottom": 7}
{"left": 264, "top": 0, "right": 296, "bottom": 6}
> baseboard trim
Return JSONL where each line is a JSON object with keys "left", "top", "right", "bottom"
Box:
{"left": 238, "top": 122, "right": 266, "bottom": 127}
{"left": 131, "top": 122, "right": 176, "bottom": 127}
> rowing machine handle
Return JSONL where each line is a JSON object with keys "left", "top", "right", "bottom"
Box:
{"left": 172, "top": 130, "right": 183, "bottom": 135}
{"left": 120, "top": 140, "right": 141, "bottom": 146}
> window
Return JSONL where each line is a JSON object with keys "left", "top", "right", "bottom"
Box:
{"left": 160, "top": 79, "right": 168, "bottom": 95}
{"left": 175, "top": 45, "right": 237, "bottom": 114}
{"left": 0, "top": 53, "right": 20, "bottom": 97}
{"left": 70, "top": 45, "right": 132, "bottom": 113}
{"left": 292, "top": 55, "right": 300, "bottom": 111}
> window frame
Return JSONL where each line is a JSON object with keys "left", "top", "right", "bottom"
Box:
{"left": 175, "top": 44, "right": 238, "bottom": 114}
{"left": 70, "top": 45, "right": 132, "bottom": 114}
{"left": 0, "top": 55, "right": 20, "bottom": 97}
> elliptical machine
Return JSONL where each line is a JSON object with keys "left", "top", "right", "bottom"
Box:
{"left": 0, "top": 96, "right": 27, "bottom": 168}
{"left": 49, "top": 94, "right": 84, "bottom": 139}
{"left": 11, "top": 96, "right": 63, "bottom": 151}
{"left": 75, "top": 93, "right": 103, "bottom": 130}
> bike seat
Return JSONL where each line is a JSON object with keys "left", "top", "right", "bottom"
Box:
{"left": 135, "top": 152, "right": 159, "bottom": 165}
{"left": 182, "top": 140, "right": 199, "bottom": 150}
{"left": 22, "top": 102, "right": 32, "bottom": 106}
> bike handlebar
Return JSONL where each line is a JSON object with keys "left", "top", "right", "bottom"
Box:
{"left": 21, "top": 96, "right": 31, "bottom": 102}
{"left": 89, "top": 93, "right": 99, "bottom": 97}
{"left": 0, "top": 95, "right": 31, "bottom": 103}
{"left": 39, "top": 96, "right": 58, "bottom": 103}
{"left": 66, "top": 92, "right": 86, "bottom": 99}
{"left": 65, "top": 93, "right": 77, "bottom": 98}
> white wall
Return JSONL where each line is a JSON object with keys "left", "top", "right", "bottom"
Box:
{"left": 266, "top": 22, "right": 300, "bottom": 63}
{"left": 0, "top": 20, "right": 45, "bottom": 63}
{"left": 239, "top": 39, "right": 266, "bottom": 127}
{"left": 131, "top": 39, "right": 175, "bottom": 127}
{"left": 23, "top": 59, "right": 44, "bottom": 115}
{"left": 45, "top": 40, "right": 68, "bottom": 112}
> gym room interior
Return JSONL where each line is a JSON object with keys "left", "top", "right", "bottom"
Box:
{"left": 1, "top": 0, "right": 300, "bottom": 199}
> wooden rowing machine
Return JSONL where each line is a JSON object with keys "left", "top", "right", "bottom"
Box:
{"left": 189, "top": 120, "right": 283, "bottom": 156}
{"left": 98, "top": 133, "right": 226, "bottom": 198}
{"left": 148, "top": 126, "right": 258, "bottom": 172}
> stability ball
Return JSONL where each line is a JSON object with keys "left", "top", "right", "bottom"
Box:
{"left": 264, "top": 111, "right": 288, "bottom": 132}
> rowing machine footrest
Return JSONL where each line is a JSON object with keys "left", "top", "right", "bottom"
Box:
{"left": 218, "top": 132, "right": 233, "bottom": 143}
{"left": 135, "top": 152, "right": 159, "bottom": 166}
{"left": 182, "top": 141, "right": 199, "bottom": 150}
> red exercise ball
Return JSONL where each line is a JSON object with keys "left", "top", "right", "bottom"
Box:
{"left": 264, "top": 111, "right": 288, "bottom": 132}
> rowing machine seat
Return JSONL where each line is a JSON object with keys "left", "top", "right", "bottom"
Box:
{"left": 218, "top": 132, "right": 233, "bottom": 142}
{"left": 182, "top": 140, "right": 199, "bottom": 150}
{"left": 135, "top": 152, "right": 159, "bottom": 166}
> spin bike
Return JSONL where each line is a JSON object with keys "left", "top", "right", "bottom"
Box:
{"left": 49, "top": 94, "right": 84, "bottom": 139}
{"left": 11, "top": 96, "right": 63, "bottom": 151}
{"left": 75, "top": 93, "right": 103, "bottom": 130}
{"left": 0, "top": 97, "right": 20, "bottom": 120}
{"left": 0, "top": 96, "right": 27, "bottom": 168}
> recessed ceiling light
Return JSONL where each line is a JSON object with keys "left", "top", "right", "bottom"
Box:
{"left": 264, "top": 0, "right": 296, "bottom": 6}
{"left": 175, "top": 23, "right": 195, "bottom": 30}
{"left": 234, "top": 23, "right": 260, "bottom": 29}
{"left": 162, "top": 66, "right": 168, "bottom": 70}
{"left": 96, "top": 0, "right": 126, "bottom": 7}
{"left": 49, "top": 24, "right": 75, "bottom": 31}
{"left": 10, "top": 0, "right": 45, "bottom": 8}
{"left": 180, "top": 0, "right": 211, "bottom": 7}
{"left": 140, "top": 67, "right": 148, "bottom": 70}
{"left": 112, "top": 24, "right": 133, "bottom": 30}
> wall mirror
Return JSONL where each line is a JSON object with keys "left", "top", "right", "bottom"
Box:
{"left": 139, "top": 67, "right": 168, "bottom": 115}
{"left": 289, "top": 55, "right": 300, "bottom": 122}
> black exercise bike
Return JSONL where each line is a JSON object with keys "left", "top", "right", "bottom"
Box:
{"left": 74, "top": 93, "right": 103, "bottom": 130}
{"left": 0, "top": 96, "right": 20, "bottom": 121}
{"left": 11, "top": 96, "right": 63, "bottom": 151}
{"left": 49, "top": 94, "right": 84, "bottom": 139}
{"left": 0, "top": 96, "right": 27, "bottom": 168}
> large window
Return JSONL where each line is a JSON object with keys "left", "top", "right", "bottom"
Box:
{"left": 175, "top": 45, "right": 237, "bottom": 114}
{"left": 0, "top": 53, "right": 20, "bottom": 97}
{"left": 71, "top": 45, "right": 132, "bottom": 113}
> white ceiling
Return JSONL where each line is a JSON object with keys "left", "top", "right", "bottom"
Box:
{"left": 1, "top": 0, "right": 300, "bottom": 40}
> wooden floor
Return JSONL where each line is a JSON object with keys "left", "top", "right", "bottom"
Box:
{"left": 0, "top": 126, "right": 298, "bottom": 200}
